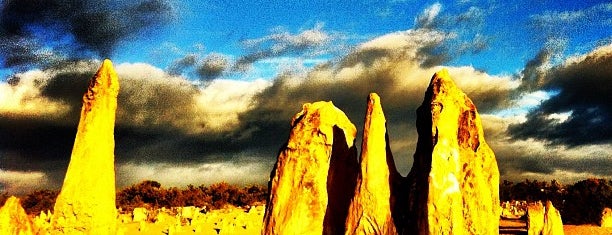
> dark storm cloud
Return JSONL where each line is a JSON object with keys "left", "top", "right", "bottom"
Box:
{"left": 0, "top": 0, "right": 174, "bottom": 69}
{"left": 168, "top": 53, "right": 230, "bottom": 82}
{"left": 509, "top": 44, "right": 612, "bottom": 146}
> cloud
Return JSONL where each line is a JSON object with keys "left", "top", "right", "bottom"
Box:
{"left": 234, "top": 29, "right": 517, "bottom": 176}
{"left": 414, "top": 3, "right": 442, "bottom": 29}
{"left": 116, "top": 157, "right": 273, "bottom": 189}
{"left": 411, "top": 3, "right": 491, "bottom": 67}
{"left": 234, "top": 22, "right": 340, "bottom": 71}
{"left": 0, "top": 60, "right": 271, "bottom": 180}
{"left": 196, "top": 53, "right": 231, "bottom": 81}
{"left": 0, "top": 0, "right": 175, "bottom": 69}
{"left": 509, "top": 43, "right": 612, "bottom": 146}
{"left": 0, "top": 170, "right": 49, "bottom": 195}
{"left": 529, "top": 3, "right": 612, "bottom": 41}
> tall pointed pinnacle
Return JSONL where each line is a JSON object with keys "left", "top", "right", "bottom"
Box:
{"left": 407, "top": 68, "right": 500, "bottom": 235}
{"left": 52, "top": 59, "right": 119, "bottom": 234}
{"left": 345, "top": 93, "right": 399, "bottom": 235}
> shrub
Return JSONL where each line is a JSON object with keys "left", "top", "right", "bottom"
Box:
{"left": 22, "top": 190, "right": 58, "bottom": 215}
{"left": 563, "top": 178, "right": 612, "bottom": 225}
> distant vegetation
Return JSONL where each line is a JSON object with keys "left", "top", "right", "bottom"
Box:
{"left": 500, "top": 178, "right": 612, "bottom": 225}
{"left": 115, "top": 180, "right": 268, "bottom": 212}
{"left": 2, "top": 178, "right": 610, "bottom": 225}
{"left": 0, "top": 181, "right": 267, "bottom": 216}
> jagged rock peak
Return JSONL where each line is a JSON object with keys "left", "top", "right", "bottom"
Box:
{"left": 345, "top": 93, "right": 398, "bottom": 235}
{"left": 407, "top": 68, "right": 500, "bottom": 235}
{"left": 83, "top": 59, "right": 119, "bottom": 110}
{"left": 51, "top": 59, "right": 119, "bottom": 234}
{"left": 263, "top": 101, "right": 359, "bottom": 235}
{"left": 0, "top": 196, "right": 34, "bottom": 235}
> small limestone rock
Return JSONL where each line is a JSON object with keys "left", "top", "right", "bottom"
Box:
{"left": 406, "top": 69, "right": 500, "bottom": 234}
{"left": 345, "top": 93, "right": 399, "bottom": 235}
{"left": 133, "top": 207, "right": 148, "bottom": 223}
{"left": 0, "top": 196, "right": 34, "bottom": 235}
{"left": 262, "top": 101, "right": 359, "bottom": 235}
{"left": 51, "top": 59, "right": 120, "bottom": 234}
{"left": 542, "top": 201, "right": 564, "bottom": 235}
{"left": 601, "top": 207, "right": 612, "bottom": 228}
{"left": 527, "top": 201, "right": 545, "bottom": 235}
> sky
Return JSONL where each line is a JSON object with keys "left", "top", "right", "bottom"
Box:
{"left": 0, "top": 0, "right": 610, "bottom": 195}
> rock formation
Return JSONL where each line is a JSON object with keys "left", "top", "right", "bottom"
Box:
{"left": 405, "top": 69, "right": 500, "bottom": 234}
{"left": 263, "top": 69, "right": 501, "bottom": 234}
{"left": 0, "top": 196, "right": 34, "bottom": 235}
{"left": 542, "top": 201, "right": 564, "bottom": 235}
{"left": 602, "top": 207, "right": 612, "bottom": 227}
{"left": 527, "top": 201, "right": 545, "bottom": 235}
{"left": 528, "top": 201, "right": 564, "bottom": 235}
{"left": 345, "top": 93, "right": 399, "bottom": 235}
{"left": 51, "top": 59, "right": 120, "bottom": 234}
{"left": 262, "top": 101, "right": 359, "bottom": 235}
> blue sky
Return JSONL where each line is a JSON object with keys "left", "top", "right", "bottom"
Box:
{"left": 107, "top": 0, "right": 611, "bottom": 77}
{"left": 0, "top": 0, "right": 611, "bottom": 194}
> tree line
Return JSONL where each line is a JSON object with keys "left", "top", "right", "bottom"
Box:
{"left": 1, "top": 178, "right": 610, "bottom": 225}
{"left": 500, "top": 178, "right": 612, "bottom": 225}
{"left": 0, "top": 180, "right": 268, "bottom": 215}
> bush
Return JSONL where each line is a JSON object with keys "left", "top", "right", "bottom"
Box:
{"left": 22, "top": 190, "right": 58, "bottom": 215}
{"left": 563, "top": 178, "right": 612, "bottom": 225}
{"left": 116, "top": 180, "right": 268, "bottom": 211}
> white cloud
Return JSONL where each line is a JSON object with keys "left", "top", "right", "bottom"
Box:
{"left": 116, "top": 159, "right": 272, "bottom": 188}
{"left": 415, "top": 2, "right": 442, "bottom": 28}
{"left": 0, "top": 169, "right": 49, "bottom": 195}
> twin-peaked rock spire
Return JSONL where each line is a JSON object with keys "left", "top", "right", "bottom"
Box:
{"left": 263, "top": 69, "right": 501, "bottom": 235}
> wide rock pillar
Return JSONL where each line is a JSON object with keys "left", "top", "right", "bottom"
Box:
{"left": 262, "top": 101, "right": 359, "bottom": 235}
{"left": 407, "top": 69, "right": 500, "bottom": 235}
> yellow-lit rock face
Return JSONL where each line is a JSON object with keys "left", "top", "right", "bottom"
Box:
{"left": 0, "top": 196, "right": 34, "bottom": 235}
{"left": 527, "top": 201, "right": 545, "bottom": 235}
{"left": 602, "top": 208, "right": 612, "bottom": 228}
{"left": 52, "top": 59, "right": 119, "bottom": 234}
{"left": 542, "top": 201, "right": 564, "bottom": 235}
{"left": 408, "top": 69, "right": 500, "bottom": 235}
{"left": 262, "top": 101, "right": 359, "bottom": 235}
{"left": 345, "top": 93, "right": 398, "bottom": 235}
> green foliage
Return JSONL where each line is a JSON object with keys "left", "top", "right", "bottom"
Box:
{"left": 115, "top": 180, "right": 268, "bottom": 212}
{"left": 21, "top": 190, "right": 58, "bottom": 215}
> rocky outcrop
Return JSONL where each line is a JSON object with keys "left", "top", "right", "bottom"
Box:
{"left": 262, "top": 101, "right": 359, "bottom": 235}
{"left": 263, "top": 69, "right": 500, "bottom": 234}
{"left": 527, "top": 201, "right": 545, "bottom": 235}
{"left": 528, "top": 201, "right": 564, "bottom": 235}
{"left": 602, "top": 207, "right": 612, "bottom": 227}
{"left": 0, "top": 196, "right": 34, "bottom": 235}
{"left": 345, "top": 93, "right": 399, "bottom": 235}
{"left": 406, "top": 69, "right": 500, "bottom": 234}
{"left": 542, "top": 201, "right": 564, "bottom": 235}
{"left": 51, "top": 59, "right": 120, "bottom": 234}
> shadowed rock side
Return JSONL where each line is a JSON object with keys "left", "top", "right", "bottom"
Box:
{"left": 0, "top": 196, "right": 34, "bottom": 235}
{"left": 262, "top": 101, "right": 359, "bottom": 235}
{"left": 345, "top": 93, "right": 399, "bottom": 235}
{"left": 51, "top": 59, "right": 120, "bottom": 234}
{"left": 406, "top": 69, "right": 500, "bottom": 235}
